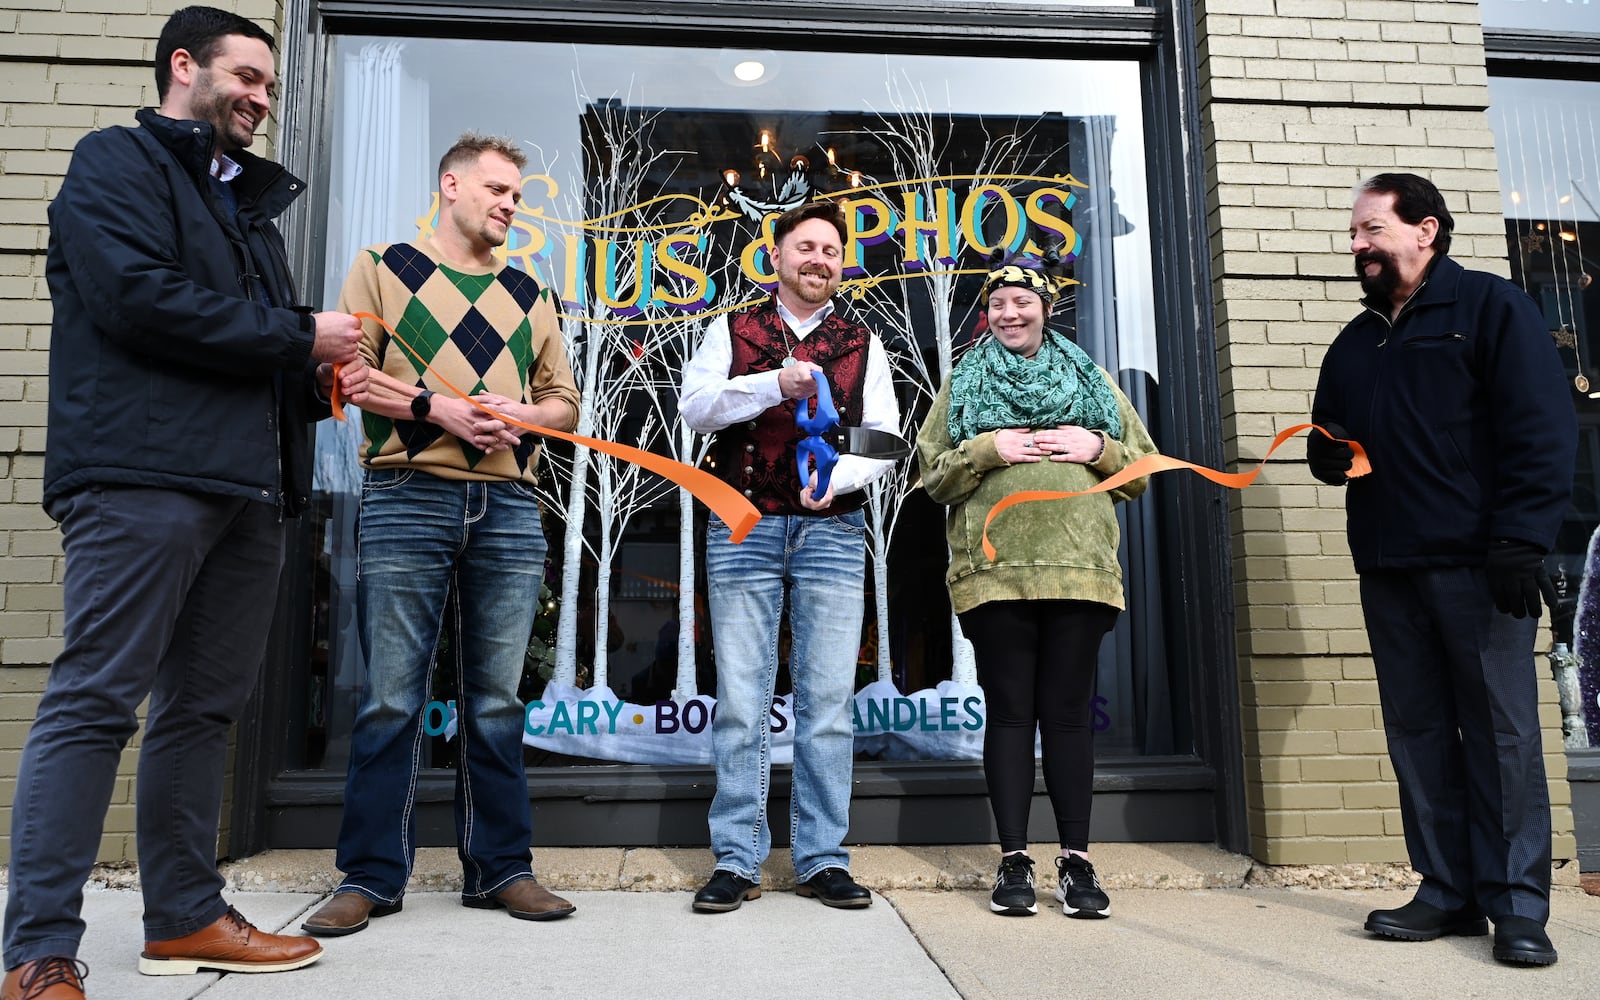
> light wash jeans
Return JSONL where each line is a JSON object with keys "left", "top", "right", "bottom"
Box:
{"left": 335, "top": 469, "right": 546, "bottom": 903}
{"left": 703, "top": 509, "right": 866, "bottom": 883}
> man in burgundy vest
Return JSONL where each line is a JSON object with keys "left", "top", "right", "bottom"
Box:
{"left": 681, "top": 201, "right": 899, "bottom": 913}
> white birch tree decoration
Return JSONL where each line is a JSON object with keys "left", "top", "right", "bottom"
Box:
{"left": 528, "top": 87, "right": 697, "bottom": 691}
{"left": 837, "top": 74, "right": 1069, "bottom": 688}
{"left": 512, "top": 68, "right": 1084, "bottom": 765}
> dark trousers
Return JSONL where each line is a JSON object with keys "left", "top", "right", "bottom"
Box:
{"left": 960, "top": 599, "right": 1118, "bottom": 853}
{"left": 3, "top": 486, "right": 284, "bottom": 968}
{"left": 1360, "top": 568, "right": 1550, "bottom": 923}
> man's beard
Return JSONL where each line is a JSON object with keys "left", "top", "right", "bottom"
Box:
{"left": 783, "top": 265, "right": 836, "bottom": 305}
{"left": 192, "top": 74, "right": 253, "bottom": 152}
{"left": 1355, "top": 251, "right": 1399, "bottom": 300}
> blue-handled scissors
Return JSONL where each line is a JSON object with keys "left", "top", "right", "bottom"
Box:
{"left": 795, "top": 371, "right": 912, "bottom": 498}
{"left": 796, "top": 370, "right": 841, "bottom": 497}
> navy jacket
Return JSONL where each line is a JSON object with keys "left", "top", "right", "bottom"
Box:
{"left": 43, "top": 109, "right": 325, "bottom": 516}
{"left": 1312, "top": 254, "right": 1576, "bottom": 571}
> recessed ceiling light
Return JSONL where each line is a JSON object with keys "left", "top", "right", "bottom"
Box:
{"left": 733, "top": 60, "right": 765, "bottom": 82}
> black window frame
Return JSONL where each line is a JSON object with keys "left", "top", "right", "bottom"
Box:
{"left": 231, "top": 0, "right": 1246, "bottom": 856}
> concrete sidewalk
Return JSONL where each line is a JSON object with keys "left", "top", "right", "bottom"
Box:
{"left": 8, "top": 846, "right": 1597, "bottom": 999}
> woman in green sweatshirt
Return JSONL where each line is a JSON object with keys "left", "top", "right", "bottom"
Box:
{"left": 916, "top": 251, "right": 1156, "bottom": 920}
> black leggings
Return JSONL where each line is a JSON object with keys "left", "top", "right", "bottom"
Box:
{"left": 959, "top": 599, "right": 1118, "bottom": 853}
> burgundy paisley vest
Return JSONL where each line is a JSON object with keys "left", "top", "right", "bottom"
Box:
{"left": 711, "top": 299, "right": 870, "bottom": 517}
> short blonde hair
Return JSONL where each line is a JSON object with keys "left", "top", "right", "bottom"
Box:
{"left": 437, "top": 131, "right": 527, "bottom": 181}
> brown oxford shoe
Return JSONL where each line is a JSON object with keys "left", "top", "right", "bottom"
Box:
{"left": 462, "top": 878, "right": 575, "bottom": 921}
{"left": 138, "top": 906, "right": 322, "bottom": 976}
{"left": 301, "top": 891, "right": 403, "bottom": 937}
{"left": 1, "top": 957, "right": 86, "bottom": 1000}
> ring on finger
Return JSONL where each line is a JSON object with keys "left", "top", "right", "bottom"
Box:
{"left": 1024, "top": 437, "right": 1036, "bottom": 449}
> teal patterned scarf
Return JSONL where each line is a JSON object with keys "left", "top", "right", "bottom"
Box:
{"left": 946, "top": 329, "right": 1123, "bottom": 444}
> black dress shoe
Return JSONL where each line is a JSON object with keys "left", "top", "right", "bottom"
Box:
{"left": 1364, "top": 898, "right": 1488, "bottom": 941}
{"left": 1493, "top": 915, "right": 1558, "bottom": 966}
{"left": 795, "top": 867, "right": 872, "bottom": 909}
{"left": 692, "top": 871, "right": 761, "bottom": 913}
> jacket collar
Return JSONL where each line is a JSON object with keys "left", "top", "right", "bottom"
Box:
{"left": 134, "top": 108, "right": 306, "bottom": 220}
{"left": 1359, "top": 253, "right": 1460, "bottom": 320}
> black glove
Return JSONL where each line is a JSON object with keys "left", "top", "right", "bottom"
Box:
{"left": 1307, "top": 422, "right": 1355, "bottom": 485}
{"left": 1485, "top": 538, "right": 1548, "bottom": 619}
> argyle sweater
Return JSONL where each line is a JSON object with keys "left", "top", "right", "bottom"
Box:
{"left": 339, "top": 237, "right": 579, "bottom": 485}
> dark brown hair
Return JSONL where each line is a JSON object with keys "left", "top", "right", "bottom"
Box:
{"left": 1359, "top": 173, "right": 1454, "bottom": 256}
{"left": 155, "top": 7, "right": 274, "bottom": 101}
{"left": 771, "top": 200, "right": 848, "bottom": 247}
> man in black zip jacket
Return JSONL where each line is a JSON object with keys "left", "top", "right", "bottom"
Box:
{"left": 2, "top": 8, "right": 368, "bottom": 997}
{"left": 1309, "top": 172, "right": 1576, "bottom": 967}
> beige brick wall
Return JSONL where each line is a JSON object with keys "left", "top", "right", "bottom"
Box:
{"left": 1199, "top": 0, "right": 1577, "bottom": 864}
{"left": 0, "top": 0, "right": 1580, "bottom": 869}
{"left": 0, "top": 0, "right": 285, "bottom": 865}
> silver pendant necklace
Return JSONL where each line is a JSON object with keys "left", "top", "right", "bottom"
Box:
{"left": 780, "top": 325, "right": 798, "bottom": 368}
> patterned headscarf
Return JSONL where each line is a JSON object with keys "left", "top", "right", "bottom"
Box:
{"left": 979, "top": 249, "right": 1074, "bottom": 306}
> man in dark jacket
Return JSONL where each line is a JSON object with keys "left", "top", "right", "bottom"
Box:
{"left": 1309, "top": 172, "right": 1576, "bottom": 967}
{"left": 2, "top": 8, "right": 367, "bottom": 997}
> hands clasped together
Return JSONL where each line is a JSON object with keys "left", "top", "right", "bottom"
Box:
{"left": 453, "top": 392, "right": 529, "bottom": 454}
{"left": 995, "top": 425, "right": 1106, "bottom": 466}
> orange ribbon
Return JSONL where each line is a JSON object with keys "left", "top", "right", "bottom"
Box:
{"left": 981, "top": 423, "right": 1369, "bottom": 561}
{"left": 329, "top": 363, "right": 346, "bottom": 421}
{"left": 351, "top": 311, "right": 761, "bottom": 542}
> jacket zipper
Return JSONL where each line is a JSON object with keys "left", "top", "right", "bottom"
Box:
{"left": 255, "top": 223, "right": 295, "bottom": 521}
{"left": 1356, "top": 276, "right": 1431, "bottom": 564}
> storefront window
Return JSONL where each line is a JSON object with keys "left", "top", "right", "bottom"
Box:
{"left": 304, "top": 37, "right": 1184, "bottom": 771}
{"left": 1488, "top": 75, "right": 1600, "bottom": 740}
{"left": 1481, "top": 0, "right": 1600, "bottom": 33}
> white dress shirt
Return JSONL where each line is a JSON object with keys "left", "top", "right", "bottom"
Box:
{"left": 680, "top": 298, "right": 900, "bottom": 496}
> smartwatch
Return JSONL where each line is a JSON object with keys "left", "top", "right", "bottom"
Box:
{"left": 410, "top": 389, "right": 434, "bottom": 422}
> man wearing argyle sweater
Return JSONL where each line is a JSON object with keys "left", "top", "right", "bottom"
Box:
{"left": 302, "top": 134, "right": 580, "bottom": 938}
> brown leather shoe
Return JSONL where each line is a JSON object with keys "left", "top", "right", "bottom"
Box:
{"left": 1, "top": 957, "right": 86, "bottom": 1000}
{"left": 301, "top": 892, "right": 403, "bottom": 937}
{"left": 139, "top": 906, "right": 322, "bottom": 976}
{"left": 462, "top": 878, "right": 575, "bottom": 921}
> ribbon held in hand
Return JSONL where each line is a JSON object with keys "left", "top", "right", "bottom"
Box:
{"left": 981, "top": 422, "right": 1370, "bottom": 561}
{"left": 796, "top": 370, "right": 842, "bottom": 497}
{"left": 351, "top": 311, "right": 761, "bottom": 542}
{"left": 329, "top": 363, "right": 346, "bottom": 422}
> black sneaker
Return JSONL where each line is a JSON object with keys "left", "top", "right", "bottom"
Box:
{"left": 1055, "top": 854, "right": 1110, "bottom": 918}
{"left": 989, "top": 854, "right": 1037, "bottom": 916}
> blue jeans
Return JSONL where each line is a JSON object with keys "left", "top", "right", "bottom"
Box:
{"left": 5, "top": 487, "right": 284, "bottom": 967}
{"left": 335, "top": 469, "right": 546, "bottom": 903}
{"left": 704, "top": 510, "right": 866, "bottom": 882}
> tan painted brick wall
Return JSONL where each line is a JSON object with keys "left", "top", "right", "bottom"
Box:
{"left": 1198, "top": 0, "right": 1577, "bottom": 865}
{"left": 0, "top": 0, "right": 285, "bottom": 865}
{"left": 1, "top": 0, "right": 1579, "bottom": 869}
